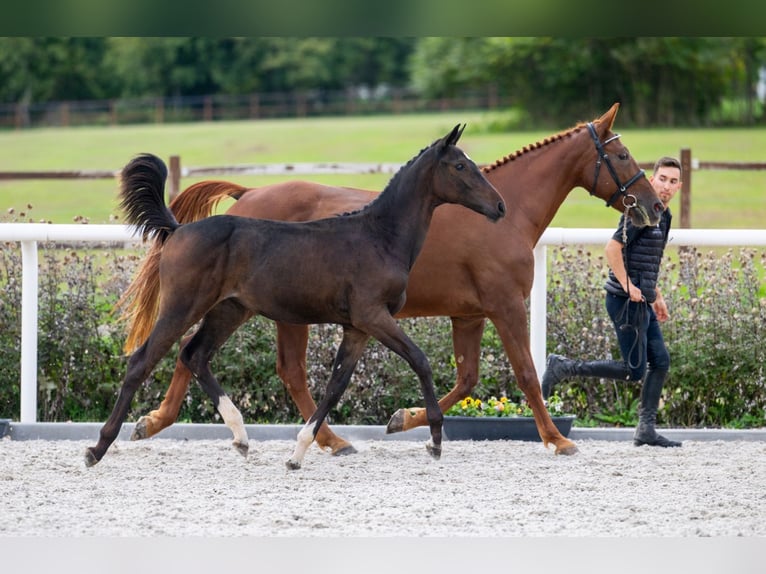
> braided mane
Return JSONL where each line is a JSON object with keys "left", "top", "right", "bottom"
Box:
{"left": 481, "top": 120, "right": 592, "bottom": 174}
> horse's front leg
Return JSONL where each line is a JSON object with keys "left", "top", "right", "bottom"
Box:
{"left": 276, "top": 322, "right": 357, "bottom": 456}
{"left": 387, "top": 316, "right": 485, "bottom": 433}
{"left": 490, "top": 300, "right": 578, "bottom": 455}
{"left": 286, "top": 327, "right": 369, "bottom": 470}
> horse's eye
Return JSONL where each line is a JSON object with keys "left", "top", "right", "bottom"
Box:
{"left": 618, "top": 153, "right": 628, "bottom": 160}
{"left": 456, "top": 163, "right": 464, "bottom": 171}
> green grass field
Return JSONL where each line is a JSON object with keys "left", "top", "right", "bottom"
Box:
{"left": 1, "top": 110, "right": 765, "bottom": 228}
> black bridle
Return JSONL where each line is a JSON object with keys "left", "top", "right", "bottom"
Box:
{"left": 588, "top": 122, "right": 650, "bottom": 367}
{"left": 587, "top": 122, "right": 645, "bottom": 208}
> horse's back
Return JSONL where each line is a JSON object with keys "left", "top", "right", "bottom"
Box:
{"left": 227, "top": 179, "right": 520, "bottom": 318}
{"left": 229, "top": 181, "right": 376, "bottom": 222}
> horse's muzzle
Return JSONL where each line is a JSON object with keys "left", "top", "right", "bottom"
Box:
{"left": 490, "top": 200, "right": 507, "bottom": 221}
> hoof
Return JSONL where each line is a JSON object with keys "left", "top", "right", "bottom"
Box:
{"left": 425, "top": 443, "right": 442, "bottom": 460}
{"left": 331, "top": 444, "right": 358, "bottom": 457}
{"left": 84, "top": 448, "right": 100, "bottom": 468}
{"left": 130, "top": 417, "right": 149, "bottom": 441}
{"left": 285, "top": 459, "right": 301, "bottom": 471}
{"left": 233, "top": 440, "right": 249, "bottom": 458}
{"left": 386, "top": 409, "right": 406, "bottom": 434}
{"left": 555, "top": 442, "right": 579, "bottom": 456}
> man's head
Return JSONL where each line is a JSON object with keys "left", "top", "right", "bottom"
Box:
{"left": 650, "top": 156, "right": 682, "bottom": 208}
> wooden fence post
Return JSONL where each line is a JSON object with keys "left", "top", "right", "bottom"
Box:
{"left": 203, "top": 96, "right": 213, "bottom": 121}
{"left": 169, "top": 155, "right": 181, "bottom": 202}
{"left": 680, "top": 148, "right": 692, "bottom": 228}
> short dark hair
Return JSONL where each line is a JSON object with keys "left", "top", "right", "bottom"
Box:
{"left": 653, "top": 156, "right": 682, "bottom": 177}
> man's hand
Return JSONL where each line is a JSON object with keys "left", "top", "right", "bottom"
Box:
{"left": 626, "top": 281, "right": 644, "bottom": 303}
{"left": 653, "top": 293, "right": 669, "bottom": 322}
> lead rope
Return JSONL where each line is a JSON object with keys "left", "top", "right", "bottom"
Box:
{"left": 617, "top": 201, "right": 646, "bottom": 372}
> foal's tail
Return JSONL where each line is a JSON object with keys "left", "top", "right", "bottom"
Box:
{"left": 119, "top": 153, "right": 180, "bottom": 244}
{"left": 116, "top": 157, "right": 249, "bottom": 353}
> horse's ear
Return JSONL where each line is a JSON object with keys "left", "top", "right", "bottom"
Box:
{"left": 442, "top": 123, "right": 465, "bottom": 149}
{"left": 597, "top": 103, "right": 620, "bottom": 131}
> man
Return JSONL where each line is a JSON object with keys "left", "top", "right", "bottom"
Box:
{"left": 542, "top": 156, "right": 683, "bottom": 447}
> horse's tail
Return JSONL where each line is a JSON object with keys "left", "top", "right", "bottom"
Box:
{"left": 119, "top": 153, "right": 180, "bottom": 244}
{"left": 169, "top": 180, "right": 250, "bottom": 224}
{"left": 115, "top": 174, "right": 249, "bottom": 354}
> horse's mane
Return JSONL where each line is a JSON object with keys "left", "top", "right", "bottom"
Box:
{"left": 339, "top": 140, "right": 434, "bottom": 217}
{"left": 482, "top": 120, "right": 592, "bottom": 174}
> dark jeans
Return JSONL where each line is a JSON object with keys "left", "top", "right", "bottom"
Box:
{"left": 605, "top": 293, "right": 670, "bottom": 381}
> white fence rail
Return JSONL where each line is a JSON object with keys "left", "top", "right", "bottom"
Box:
{"left": 1, "top": 223, "right": 765, "bottom": 423}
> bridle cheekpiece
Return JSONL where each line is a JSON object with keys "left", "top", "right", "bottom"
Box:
{"left": 587, "top": 122, "right": 645, "bottom": 209}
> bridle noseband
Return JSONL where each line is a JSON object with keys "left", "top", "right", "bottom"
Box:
{"left": 587, "top": 122, "right": 645, "bottom": 209}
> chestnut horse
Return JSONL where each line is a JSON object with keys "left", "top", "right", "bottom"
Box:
{"left": 121, "top": 103, "right": 663, "bottom": 457}
{"left": 85, "top": 125, "right": 505, "bottom": 468}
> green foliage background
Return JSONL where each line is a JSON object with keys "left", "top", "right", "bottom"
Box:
{"left": 1, "top": 109, "right": 765, "bottom": 429}
{"left": 1, "top": 234, "right": 763, "bottom": 429}
{"left": 2, "top": 37, "right": 765, "bottom": 127}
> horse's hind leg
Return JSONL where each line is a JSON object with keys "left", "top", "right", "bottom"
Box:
{"left": 276, "top": 322, "right": 357, "bottom": 456}
{"left": 86, "top": 318, "right": 189, "bottom": 466}
{"left": 286, "top": 327, "right": 369, "bottom": 470}
{"left": 387, "top": 316, "right": 485, "bottom": 433}
{"left": 180, "top": 300, "right": 253, "bottom": 457}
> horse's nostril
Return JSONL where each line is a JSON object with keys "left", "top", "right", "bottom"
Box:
{"left": 498, "top": 202, "right": 506, "bottom": 215}
{"left": 655, "top": 202, "right": 664, "bottom": 212}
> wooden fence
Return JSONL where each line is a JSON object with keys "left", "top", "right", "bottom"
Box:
{"left": 0, "top": 88, "right": 508, "bottom": 130}
{"left": 2, "top": 150, "right": 766, "bottom": 228}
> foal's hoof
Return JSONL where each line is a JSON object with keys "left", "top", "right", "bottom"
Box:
{"left": 285, "top": 459, "right": 301, "bottom": 471}
{"left": 386, "top": 409, "right": 406, "bottom": 434}
{"left": 233, "top": 440, "right": 249, "bottom": 458}
{"left": 425, "top": 442, "right": 442, "bottom": 460}
{"left": 84, "top": 448, "right": 100, "bottom": 468}
{"left": 130, "top": 417, "right": 149, "bottom": 441}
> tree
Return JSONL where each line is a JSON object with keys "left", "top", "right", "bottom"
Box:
{"left": 0, "top": 37, "right": 114, "bottom": 103}
{"left": 408, "top": 37, "right": 766, "bottom": 127}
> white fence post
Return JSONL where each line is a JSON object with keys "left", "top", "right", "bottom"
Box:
{"left": 531, "top": 227, "right": 766, "bottom": 379}
{"left": 20, "top": 240, "right": 38, "bottom": 423}
{"left": 1, "top": 223, "right": 765, "bottom": 422}
{"left": 530, "top": 243, "right": 547, "bottom": 383}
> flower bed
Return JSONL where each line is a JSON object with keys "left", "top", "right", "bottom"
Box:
{"left": 443, "top": 395, "right": 575, "bottom": 441}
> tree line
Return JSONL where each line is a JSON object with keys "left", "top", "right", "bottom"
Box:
{"left": 1, "top": 37, "right": 764, "bottom": 127}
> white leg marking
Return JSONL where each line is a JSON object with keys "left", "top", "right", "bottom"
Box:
{"left": 287, "top": 421, "right": 315, "bottom": 469}
{"left": 218, "top": 395, "right": 249, "bottom": 448}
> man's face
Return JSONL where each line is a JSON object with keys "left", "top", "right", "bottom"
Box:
{"left": 650, "top": 166, "right": 682, "bottom": 208}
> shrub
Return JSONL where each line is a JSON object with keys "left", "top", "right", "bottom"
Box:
{"left": 0, "top": 227, "right": 764, "bottom": 429}
{"left": 544, "top": 245, "right": 766, "bottom": 428}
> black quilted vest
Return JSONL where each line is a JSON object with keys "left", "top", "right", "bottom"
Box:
{"left": 604, "top": 209, "right": 671, "bottom": 303}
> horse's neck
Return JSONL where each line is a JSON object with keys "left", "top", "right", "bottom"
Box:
{"left": 364, "top": 173, "right": 436, "bottom": 267}
{"left": 490, "top": 133, "right": 589, "bottom": 245}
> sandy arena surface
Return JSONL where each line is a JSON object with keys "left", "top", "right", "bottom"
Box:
{"left": 1, "top": 435, "right": 764, "bottom": 538}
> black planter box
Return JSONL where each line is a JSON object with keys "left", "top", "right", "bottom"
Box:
{"left": 443, "top": 415, "right": 575, "bottom": 441}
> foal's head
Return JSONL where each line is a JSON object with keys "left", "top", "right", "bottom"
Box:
{"left": 428, "top": 124, "right": 506, "bottom": 222}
